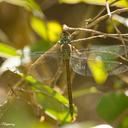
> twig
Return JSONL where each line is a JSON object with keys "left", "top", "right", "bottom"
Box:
{"left": 90, "top": 0, "right": 120, "bottom": 23}
{"left": 71, "top": 35, "right": 128, "bottom": 44}
{"left": 67, "top": 6, "right": 128, "bottom": 44}
{"left": 106, "top": 0, "right": 112, "bottom": 17}
{"left": 105, "top": 0, "right": 128, "bottom": 57}
{"left": 71, "top": 35, "right": 106, "bottom": 43}
{"left": 63, "top": 25, "right": 128, "bottom": 41}
{"left": 87, "top": 8, "right": 128, "bottom": 29}
{"left": 64, "top": 25, "right": 103, "bottom": 34}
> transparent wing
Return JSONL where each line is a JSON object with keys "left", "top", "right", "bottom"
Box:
{"left": 28, "top": 44, "right": 64, "bottom": 86}
{"left": 70, "top": 45, "right": 128, "bottom": 76}
{"left": 26, "top": 44, "right": 128, "bottom": 81}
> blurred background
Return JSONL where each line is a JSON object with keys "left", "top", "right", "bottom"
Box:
{"left": 0, "top": 0, "right": 128, "bottom": 128}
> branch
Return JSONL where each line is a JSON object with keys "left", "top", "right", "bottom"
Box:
{"left": 71, "top": 34, "right": 128, "bottom": 44}
{"left": 90, "top": 0, "right": 120, "bottom": 23}
{"left": 87, "top": 8, "right": 128, "bottom": 28}
{"left": 105, "top": 0, "right": 128, "bottom": 58}
{"left": 63, "top": 25, "right": 128, "bottom": 41}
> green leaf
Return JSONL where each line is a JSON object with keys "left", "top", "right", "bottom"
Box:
{"left": 47, "top": 21, "right": 62, "bottom": 42}
{"left": 0, "top": 43, "right": 17, "bottom": 57}
{"left": 0, "top": 0, "right": 43, "bottom": 16}
{"left": 32, "top": 85, "right": 76, "bottom": 124}
{"left": 112, "top": 14, "right": 128, "bottom": 28}
{"left": 30, "top": 39, "right": 51, "bottom": 60}
{"left": 97, "top": 92, "right": 128, "bottom": 122}
{"left": 119, "top": 116, "right": 128, "bottom": 128}
{"left": 87, "top": 55, "right": 108, "bottom": 84}
{"left": 26, "top": 76, "right": 77, "bottom": 124}
{"left": 87, "top": 45, "right": 125, "bottom": 84}
{"left": 31, "top": 16, "right": 48, "bottom": 40}
{"left": 73, "top": 87, "right": 99, "bottom": 98}
{"left": 31, "top": 16, "right": 62, "bottom": 42}
{"left": 59, "top": 0, "right": 82, "bottom": 4}
{"left": 59, "top": 0, "right": 128, "bottom": 7}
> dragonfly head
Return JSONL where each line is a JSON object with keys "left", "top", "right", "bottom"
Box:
{"left": 58, "top": 31, "right": 71, "bottom": 45}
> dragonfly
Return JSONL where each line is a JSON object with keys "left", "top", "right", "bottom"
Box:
{"left": 29, "top": 30, "right": 128, "bottom": 119}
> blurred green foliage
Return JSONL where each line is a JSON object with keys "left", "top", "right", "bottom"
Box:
{"left": 0, "top": 0, "right": 128, "bottom": 128}
{"left": 28, "top": 76, "right": 77, "bottom": 124}
{"left": 0, "top": 42, "right": 17, "bottom": 57}
{"left": 97, "top": 92, "right": 128, "bottom": 122}
{"left": 0, "top": 0, "right": 42, "bottom": 12}
{"left": 59, "top": 0, "right": 128, "bottom": 7}
{"left": 31, "top": 16, "right": 62, "bottom": 42}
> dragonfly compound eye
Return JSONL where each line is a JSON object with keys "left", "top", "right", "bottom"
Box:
{"left": 59, "top": 32, "right": 71, "bottom": 45}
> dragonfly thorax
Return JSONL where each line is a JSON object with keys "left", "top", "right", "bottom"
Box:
{"left": 58, "top": 31, "right": 71, "bottom": 45}
{"left": 61, "top": 43, "right": 72, "bottom": 60}
{"left": 59, "top": 31, "right": 72, "bottom": 59}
